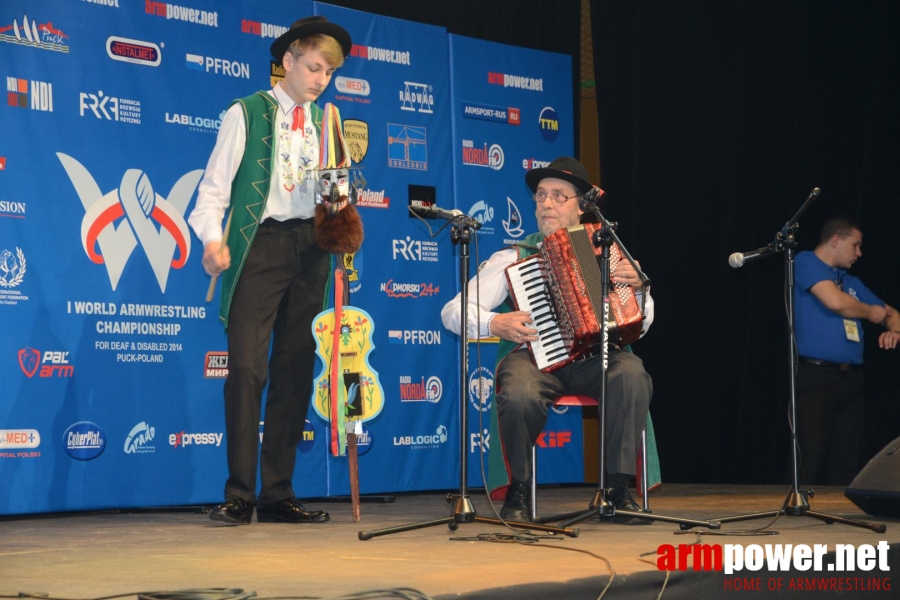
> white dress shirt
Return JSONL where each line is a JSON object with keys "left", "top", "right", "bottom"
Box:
{"left": 440, "top": 246, "right": 655, "bottom": 341}
{"left": 188, "top": 84, "right": 320, "bottom": 247}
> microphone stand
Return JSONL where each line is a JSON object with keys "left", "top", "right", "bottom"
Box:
{"left": 539, "top": 207, "right": 716, "bottom": 530}
{"left": 358, "top": 216, "right": 577, "bottom": 540}
{"left": 705, "top": 188, "right": 885, "bottom": 533}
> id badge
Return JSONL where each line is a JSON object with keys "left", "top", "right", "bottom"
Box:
{"left": 844, "top": 319, "right": 860, "bottom": 342}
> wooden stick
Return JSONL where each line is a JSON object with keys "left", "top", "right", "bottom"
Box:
{"left": 347, "top": 426, "right": 361, "bottom": 522}
{"left": 204, "top": 211, "right": 233, "bottom": 303}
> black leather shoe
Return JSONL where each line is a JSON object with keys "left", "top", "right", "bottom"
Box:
{"left": 209, "top": 495, "right": 254, "bottom": 524}
{"left": 499, "top": 480, "right": 532, "bottom": 522}
{"left": 256, "top": 498, "right": 330, "bottom": 523}
{"left": 608, "top": 487, "right": 650, "bottom": 525}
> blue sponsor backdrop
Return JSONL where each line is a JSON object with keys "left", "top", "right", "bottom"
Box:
{"left": 449, "top": 34, "right": 576, "bottom": 258}
{"left": 0, "top": 0, "right": 578, "bottom": 515}
{"left": 449, "top": 35, "right": 583, "bottom": 487}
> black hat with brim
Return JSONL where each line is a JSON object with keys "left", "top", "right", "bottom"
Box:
{"left": 270, "top": 16, "right": 352, "bottom": 64}
{"left": 524, "top": 156, "right": 593, "bottom": 195}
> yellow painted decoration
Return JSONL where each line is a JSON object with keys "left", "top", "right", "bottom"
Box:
{"left": 311, "top": 306, "right": 384, "bottom": 424}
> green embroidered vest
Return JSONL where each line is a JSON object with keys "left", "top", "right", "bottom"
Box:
{"left": 218, "top": 92, "right": 323, "bottom": 329}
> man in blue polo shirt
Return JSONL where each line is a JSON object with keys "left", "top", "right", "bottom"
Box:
{"left": 794, "top": 216, "right": 900, "bottom": 485}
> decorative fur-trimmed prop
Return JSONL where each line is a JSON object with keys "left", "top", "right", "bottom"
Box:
{"left": 313, "top": 103, "right": 364, "bottom": 254}
{"left": 314, "top": 202, "right": 363, "bottom": 254}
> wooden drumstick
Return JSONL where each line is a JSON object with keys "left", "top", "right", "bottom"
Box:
{"left": 204, "top": 211, "right": 232, "bottom": 303}
{"left": 347, "top": 423, "right": 361, "bottom": 522}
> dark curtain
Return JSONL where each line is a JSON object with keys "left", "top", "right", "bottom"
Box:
{"left": 592, "top": 0, "right": 900, "bottom": 483}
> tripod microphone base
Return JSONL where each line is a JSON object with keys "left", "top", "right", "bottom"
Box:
{"left": 447, "top": 493, "right": 477, "bottom": 523}
{"left": 539, "top": 487, "right": 721, "bottom": 530}
{"left": 708, "top": 508, "right": 886, "bottom": 533}
{"left": 784, "top": 489, "right": 811, "bottom": 515}
{"left": 803, "top": 510, "right": 887, "bottom": 533}
{"left": 587, "top": 488, "right": 614, "bottom": 513}
{"left": 709, "top": 488, "right": 886, "bottom": 533}
{"left": 357, "top": 494, "right": 580, "bottom": 540}
{"left": 556, "top": 508, "right": 720, "bottom": 530}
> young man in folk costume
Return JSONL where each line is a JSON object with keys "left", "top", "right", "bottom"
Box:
{"left": 189, "top": 16, "right": 362, "bottom": 524}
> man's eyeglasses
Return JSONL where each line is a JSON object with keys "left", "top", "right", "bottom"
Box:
{"left": 532, "top": 190, "right": 582, "bottom": 205}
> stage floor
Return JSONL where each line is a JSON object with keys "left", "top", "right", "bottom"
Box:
{"left": 1, "top": 484, "right": 896, "bottom": 599}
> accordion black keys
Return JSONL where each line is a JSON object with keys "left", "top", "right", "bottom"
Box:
{"left": 505, "top": 222, "right": 643, "bottom": 372}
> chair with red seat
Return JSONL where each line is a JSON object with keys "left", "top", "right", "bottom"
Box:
{"left": 529, "top": 394, "right": 660, "bottom": 520}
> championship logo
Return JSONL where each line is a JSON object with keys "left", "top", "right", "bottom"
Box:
{"left": 17, "top": 347, "right": 39, "bottom": 378}
{"left": 63, "top": 421, "right": 106, "bottom": 461}
{"left": 502, "top": 197, "right": 525, "bottom": 239}
{"left": 355, "top": 426, "right": 374, "bottom": 456}
{"left": 399, "top": 81, "right": 434, "bottom": 114}
{"left": 461, "top": 140, "right": 504, "bottom": 170}
{"left": 387, "top": 124, "right": 427, "bottom": 170}
{"left": 204, "top": 352, "right": 228, "bottom": 378}
{"left": 295, "top": 420, "right": 316, "bottom": 453}
{"left": 57, "top": 154, "right": 201, "bottom": 292}
{"left": 344, "top": 250, "right": 363, "bottom": 293}
{"left": 270, "top": 61, "right": 285, "bottom": 87}
{"left": 1, "top": 14, "right": 69, "bottom": 53}
{"left": 106, "top": 36, "right": 161, "bottom": 67}
{"left": 124, "top": 422, "right": 156, "bottom": 454}
{"left": 343, "top": 120, "right": 369, "bottom": 164}
{"left": 18, "top": 348, "right": 73, "bottom": 378}
{"left": 0, "top": 248, "right": 26, "bottom": 288}
{"left": 468, "top": 366, "right": 494, "bottom": 412}
{"left": 0, "top": 429, "right": 40, "bottom": 449}
{"left": 467, "top": 201, "right": 494, "bottom": 233}
{"left": 7, "top": 77, "right": 52, "bottom": 112}
{"left": 539, "top": 106, "right": 560, "bottom": 142}
{"left": 335, "top": 76, "right": 370, "bottom": 97}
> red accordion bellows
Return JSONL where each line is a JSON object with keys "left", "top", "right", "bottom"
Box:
{"left": 506, "top": 222, "right": 643, "bottom": 372}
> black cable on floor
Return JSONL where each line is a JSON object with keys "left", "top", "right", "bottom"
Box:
{"left": 449, "top": 532, "right": 616, "bottom": 600}
{"left": 1, "top": 588, "right": 434, "bottom": 600}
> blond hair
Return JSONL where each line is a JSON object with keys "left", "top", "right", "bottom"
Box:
{"left": 288, "top": 34, "right": 345, "bottom": 68}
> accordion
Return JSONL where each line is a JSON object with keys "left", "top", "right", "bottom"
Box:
{"left": 504, "top": 222, "right": 644, "bottom": 372}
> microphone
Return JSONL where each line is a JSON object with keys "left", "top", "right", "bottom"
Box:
{"left": 728, "top": 244, "right": 780, "bottom": 268}
{"left": 409, "top": 204, "right": 482, "bottom": 229}
{"left": 578, "top": 186, "right": 605, "bottom": 211}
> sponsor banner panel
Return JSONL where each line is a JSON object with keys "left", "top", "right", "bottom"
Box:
{"left": 451, "top": 35, "right": 581, "bottom": 489}
{"left": 0, "top": 0, "right": 582, "bottom": 515}
{"left": 0, "top": 0, "right": 313, "bottom": 515}
{"left": 465, "top": 341, "right": 584, "bottom": 487}
{"left": 449, "top": 34, "right": 575, "bottom": 257}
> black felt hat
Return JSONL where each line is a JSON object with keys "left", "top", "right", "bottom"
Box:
{"left": 270, "top": 16, "right": 352, "bottom": 64}
{"left": 524, "top": 156, "right": 593, "bottom": 195}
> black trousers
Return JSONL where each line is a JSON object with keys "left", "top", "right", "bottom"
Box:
{"left": 223, "top": 219, "right": 329, "bottom": 505}
{"left": 496, "top": 348, "right": 652, "bottom": 483}
{"left": 796, "top": 361, "right": 865, "bottom": 486}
